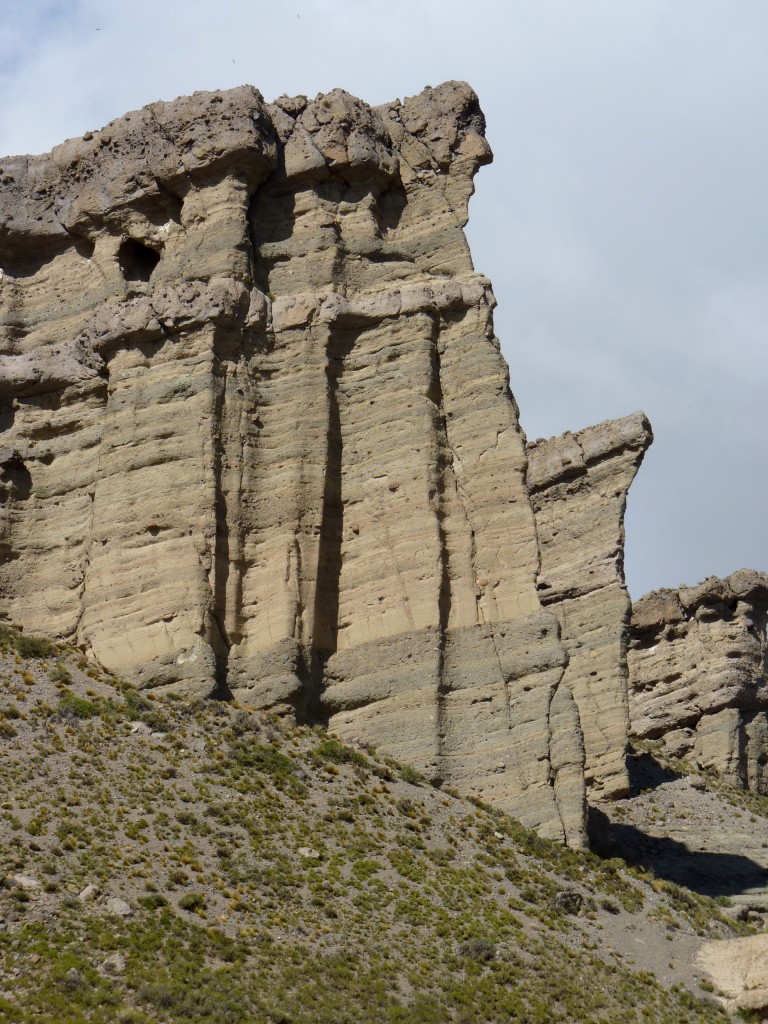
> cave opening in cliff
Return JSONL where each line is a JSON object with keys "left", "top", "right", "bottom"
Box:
{"left": 118, "top": 238, "right": 161, "bottom": 282}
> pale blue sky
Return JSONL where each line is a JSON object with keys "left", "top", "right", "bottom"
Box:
{"left": 1, "top": 0, "right": 766, "bottom": 596}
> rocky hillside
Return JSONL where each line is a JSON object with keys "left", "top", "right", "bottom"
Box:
{"left": 0, "top": 626, "right": 757, "bottom": 1024}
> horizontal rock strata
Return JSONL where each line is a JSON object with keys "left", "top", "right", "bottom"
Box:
{"left": 628, "top": 571, "right": 768, "bottom": 792}
{"left": 0, "top": 81, "right": 653, "bottom": 845}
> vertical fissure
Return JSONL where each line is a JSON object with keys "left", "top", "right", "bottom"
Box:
{"left": 546, "top": 683, "right": 570, "bottom": 843}
{"left": 210, "top": 356, "right": 233, "bottom": 698}
{"left": 301, "top": 323, "right": 359, "bottom": 721}
{"left": 429, "top": 319, "right": 453, "bottom": 784}
{"left": 433, "top": 313, "right": 513, "bottom": 730}
{"left": 73, "top": 378, "right": 109, "bottom": 647}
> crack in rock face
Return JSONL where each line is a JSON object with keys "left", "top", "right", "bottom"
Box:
{"left": 0, "top": 81, "right": 663, "bottom": 847}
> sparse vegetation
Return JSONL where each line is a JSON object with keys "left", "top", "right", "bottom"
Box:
{"left": 0, "top": 643, "right": 745, "bottom": 1022}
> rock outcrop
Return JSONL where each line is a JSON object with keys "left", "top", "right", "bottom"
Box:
{"left": 527, "top": 413, "right": 652, "bottom": 801}
{"left": 628, "top": 571, "right": 768, "bottom": 792}
{"left": 0, "top": 82, "right": 650, "bottom": 845}
{"left": 697, "top": 935, "right": 768, "bottom": 1015}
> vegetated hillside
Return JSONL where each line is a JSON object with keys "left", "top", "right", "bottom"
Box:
{"left": 0, "top": 626, "right": 752, "bottom": 1024}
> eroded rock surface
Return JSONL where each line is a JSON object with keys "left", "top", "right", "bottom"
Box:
{"left": 629, "top": 571, "right": 768, "bottom": 792}
{"left": 0, "top": 82, "right": 650, "bottom": 845}
{"left": 528, "top": 413, "right": 652, "bottom": 801}
{"left": 697, "top": 934, "right": 768, "bottom": 1014}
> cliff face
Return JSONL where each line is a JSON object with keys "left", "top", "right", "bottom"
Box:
{"left": 527, "top": 413, "right": 652, "bottom": 802}
{"left": 0, "top": 82, "right": 649, "bottom": 845}
{"left": 629, "top": 571, "right": 768, "bottom": 793}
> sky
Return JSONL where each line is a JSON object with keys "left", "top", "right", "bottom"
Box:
{"left": 1, "top": 0, "right": 766, "bottom": 597}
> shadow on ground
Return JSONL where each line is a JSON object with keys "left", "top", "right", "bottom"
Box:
{"left": 592, "top": 750, "right": 768, "bottom": 900}
{"left": 607, "top": 822, "right": 768, "bottom": 898}
{"left": 626, "top": 750, "right": 683, "bottom": 795}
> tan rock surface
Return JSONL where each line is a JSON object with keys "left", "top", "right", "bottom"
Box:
{"left": 697, "top": 934, "right": 768, "bottom": 1013}
{"left": 527, "top": 414, "right": 652, "bottom": 801}
{"left": 628, "top": 571, "right": 768, "bottom": 792}
{"left": 0, "top": 81, "right": 652, "bottom": 845}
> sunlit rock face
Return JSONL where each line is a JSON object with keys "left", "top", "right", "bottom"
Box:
{"left": 629, "top": 571, "right": 768, "bottom": 793}
{"left": 527, "top": 413, "right": 652, "bottom": 803}
{"left": 0, "top": 81, "right": 651, "bottom": 846}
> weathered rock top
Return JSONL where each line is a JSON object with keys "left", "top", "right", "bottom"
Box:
{"left": 628, "top": 572, "right": 768, "bottom": 793}
{"left": 632, "top": 570, "right": 768, "bottom": 631}
{"left": 526, "top": 411, "right": 652, "bottom": 493}
{"left": 0, "top": 81, "right": 490, "bottom": 268}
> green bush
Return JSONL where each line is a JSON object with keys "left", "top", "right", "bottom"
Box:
{"left": 139, "top": 893, "right": 169, "bottom": 910}
{"left": 49, "top": 662, "right": 72, "bottom": 684}
{"left": 399, "top": 763, "right": 427, "bottom": 785}
{"left": 0, "top": 623, "right": 55, "bottom": 659}
{"left": 232, "top": 743, "right": 295, "bottom": 779}
{"left": 0, "top": 719, "right": 18, "bottom": 739}
{"left": 312, "top": 737, "right": 369, "bottom": 769}
{"left": 55, "top": 692, "right": 100, "bottom": 720}
{"left": 178, "top": 892, "right": 206, "bottom": 913}
{"left": 458, "top": 937, "right": 496, "bottom": 963}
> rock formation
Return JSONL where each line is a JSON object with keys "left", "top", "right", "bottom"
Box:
{"left": 0, "top": 82, "right": 650, "bottom": 846}
{"left": 628, "top": 571, "right": 768, "bottom": 792}
{"left": 527, "top": 413, "right": 652, "bottom": 801}
{"left": 697, "top": 934, "right": 768, "bottom": 1015}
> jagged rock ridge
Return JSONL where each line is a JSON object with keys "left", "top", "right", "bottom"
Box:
{"left": 0, "top": 82, "right": 650, "bottom": 846}
{"left": 629, "top": 570, "right": 768, "bottom": 793}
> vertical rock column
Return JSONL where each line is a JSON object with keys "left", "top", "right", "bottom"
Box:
{"left": 527, "top": 413, "right": 652, "bottom": 801}
{"left": 432, "top": 307, "right": 585, "bottom": 844}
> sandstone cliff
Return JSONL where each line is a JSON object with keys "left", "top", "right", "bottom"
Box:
{"left": 527, "top": 413, "right": 652, "bottom": 802}
{"left": 628, "top": 571, "right": 768, "bottom": 793}
{"left": 0, "top": 82, "right": 651, "bottom": 845}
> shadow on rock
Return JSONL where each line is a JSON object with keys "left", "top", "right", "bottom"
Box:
{"left": 608, "top": 821, "right": 768, "bottom": 899}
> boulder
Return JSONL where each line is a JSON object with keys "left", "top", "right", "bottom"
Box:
{"left": 697, "top": 934, "right": 768, "bottom": 1013}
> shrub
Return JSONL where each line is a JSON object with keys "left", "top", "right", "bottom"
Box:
{"left": 139, "top": 893, "right": 168, "bottom": 910}
{"left": 232, "top": 743, "right": 295, "bottom": 779}
{"left": 312, "top": 738, "right": 369, "bottom": 769}
{"left": 0, "top": 719, "right": 17, "bottom": 739}
{"left": 123, "top": 688, "right": 169, "bottom": 732}
{"left": 49, "top": 662, "right": 72, "bottom": 684}
{"left": 0, "top": 623, "right": 55, "bottom": 659}
{"left": 54, "top": 692, "right": 100, "bottom": 720}
{"left": 458, "top": 937, "right": 496, "bottom": 963}
{"left": 178, "top": 892, "right": 206, "bottom": 913}
{"left": 399, "top": 763, "right": 427, "bottom": 785}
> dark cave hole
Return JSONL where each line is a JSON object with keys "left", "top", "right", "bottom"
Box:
{"left": 118, "top": 238, "right": 161, "bottom": 282}
{"left": 0, "top": 454, "right": 32, "bottom": 500}
{"left": 376, "top": 180, "right": 407, "bottom": 234}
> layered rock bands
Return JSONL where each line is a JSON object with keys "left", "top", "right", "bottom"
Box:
{"left": 629, "top": 571, "right": 768, "bottom": 793}
{"left": 0, "top": 82, "right": 651, "bottom": 845}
